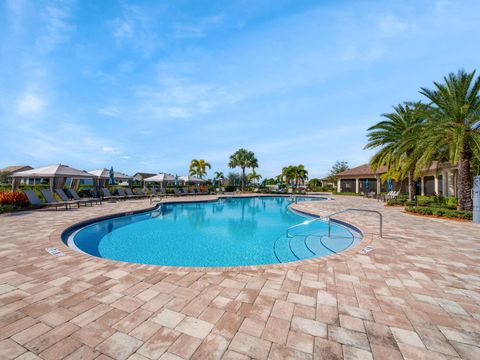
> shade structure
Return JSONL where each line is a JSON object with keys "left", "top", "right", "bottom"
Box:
{"left": 89, "top": 169, "right": 132, "bottom": 188}
{"left": 144, "top": 173, "right": 175, "bottom": 183}
{"left": 89, "top": 169, "right": 110, "bottom": 179}
{"left": 12, "top": 164, "right": 93, "bottom": 191}
{"left": 179, "top": 175, "right": 206, "bottom": 184}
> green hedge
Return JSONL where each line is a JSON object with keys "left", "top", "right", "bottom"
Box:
{"left": 332, "top": 191, "right": 361, "bottom": 196}
{"left": 406, "top": 206, "right": 472, "bottom": 220}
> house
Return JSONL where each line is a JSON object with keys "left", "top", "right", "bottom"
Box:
{"left": 133, "top": 172, "right": 156, "bottom": 183}
{"left": 0, "top": 165, "right": 34, "bottom": 184}
{"left": 336, "top": 161, "right": 459, "bottom": 196}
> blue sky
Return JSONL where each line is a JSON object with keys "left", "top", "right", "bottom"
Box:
{"left": 1, "top": 0, "right": 480, "bottom": 179}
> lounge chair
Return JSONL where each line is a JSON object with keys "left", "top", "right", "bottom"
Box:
{"left": 40, "top": 189, "right": 78, "bottom": 210}
{"left": 133, "top": 188, "right": 147, "bottom": 197}
{"left": 102, "top": 188, "right": 124, "bottom": 200}
{"left": 116, "top": 188, "right": 131, "bottom": 198}
{"left": 22, "top": 190, "right": 47, "bottom": 209}
{"left": 173, "top": 188, "right": 187, "bottom": 197}
{"left": 55, "top": 189, "right": 92, "bottom": 207}
{"left": 124, "top": 188, "right": 144, "bottom": 199}
{"left": 69, "top": 189, "right": 102, "bottom": 205}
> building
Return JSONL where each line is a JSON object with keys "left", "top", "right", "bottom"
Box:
{"left": 336, "top": 162, "right": 459, "bottom": 196}
{"left": 133, "top": 172, "right": 156, "bottom": 183}
{"left": 0, "top": 165, "right": 34, "bottom": 184}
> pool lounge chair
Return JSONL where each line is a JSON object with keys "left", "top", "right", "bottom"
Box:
{"left": 173, "top": 188, "right": 187, "bottom": 197}
{"left": 124, "top": 188, "right": 144, "bottom": 199}
{"left": 68, "top": 189, "right": 102, "bottom": 205}
{"left": 22, "top": 190, "right": 47, "bottom": 209}
{"left": 40, "top": 189, "right": 78, "bottom": 210}
{"left": 55, "top": 189, "right": 92, "bottom": 207}
{"left": 102, "top": 188, "right": 124, "bottom": 200}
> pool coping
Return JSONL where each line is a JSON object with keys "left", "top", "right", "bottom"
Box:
{"left": 51, "top": 195, "right": 373, "bottom": 273}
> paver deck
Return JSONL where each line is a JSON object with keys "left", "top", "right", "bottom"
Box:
{"left": 0, "top": 195, "right": 479, "bottom": 359}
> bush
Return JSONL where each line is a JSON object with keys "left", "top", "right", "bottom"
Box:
{"left": 387, "top": 199, "right": 406, "bottom": 206}
{"left": 0, "top": 191, "right": 29, "bottom": 207}
{"left": 406, "top": 206, "right": 472, "bottom": 220}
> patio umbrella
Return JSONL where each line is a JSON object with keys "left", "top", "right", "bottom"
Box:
{"left": 175, "top": 174, "right": 179, "bottom": 188}
{"left": 365, "top": 179, "right": 369, "bottom": 192}
{"left": 109, "top": 167, "right": 115, "bottom": 185}
{"left": 387, "top": 178, "right": 393, "bottom": 191}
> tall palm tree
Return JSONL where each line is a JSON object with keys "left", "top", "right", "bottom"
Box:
{"left": 228, "top": 149, "right": 258, "bottom": 191}
{"left": 417, "top": 69, "right": 480, "bottom": 210}
{"left": 189, "top": 159, "right": 211, "bottom": 179}
{"left": 365, "top": 102, "right": 426, "bottom": 200}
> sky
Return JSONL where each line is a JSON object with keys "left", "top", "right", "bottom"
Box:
{"left": 1, "top": 0, "right": 480, "bottom": 179}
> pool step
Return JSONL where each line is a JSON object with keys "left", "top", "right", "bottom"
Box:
{"left": 273, "top": 235, "right": 299, "bottom": 263}
{"left": 290, "top": 235, "right": 315, "bottom": 259}
{"left": 305, "top": 234, "right": 335, "bottom": 257}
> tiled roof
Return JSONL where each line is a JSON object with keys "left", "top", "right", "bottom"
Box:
{"left": 337, "top": 161, "right": 440, "bottom": 178}
{"left": 336, "top": 164, "right": 386, "bottom": 177}
{"left": 0, "top": 165, "right": 33, "bottom": 174}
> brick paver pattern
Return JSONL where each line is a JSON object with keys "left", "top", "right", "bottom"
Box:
{"left": 0, "top": 195, "right": 479, "bottom": 359}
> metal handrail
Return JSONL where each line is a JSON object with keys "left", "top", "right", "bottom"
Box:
{"left": 286, "top": 208, "right": 382, "bottom": 238}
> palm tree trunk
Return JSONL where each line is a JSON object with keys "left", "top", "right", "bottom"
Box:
{"left": 408, "top": 169, "right": 416, "bottom": 201}
{"left": 458, "top": 150, "right": 473, "bottom": 211}
{"left": 242, "top": 167, "right": 245, "bottom": 192}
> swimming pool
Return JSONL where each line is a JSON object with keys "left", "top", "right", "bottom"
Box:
{"left": 64, "top": 196, "right": 362, "bottom": 267}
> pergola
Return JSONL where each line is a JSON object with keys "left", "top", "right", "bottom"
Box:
{"left": 89, "top": 169, "right": 133, "bottom": 188}
{"left": 11, "top": 164, "right": 93, "bottom": 191}
{"left": 179, "top": 175, "right": 206, "bottom": 184}
{"left": 143, "top": 173, "right": 175, "bottom": 188}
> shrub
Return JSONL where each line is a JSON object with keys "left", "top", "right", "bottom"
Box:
{"left": 0, "top": 191, "right": 29, "bottom": 207}
{"left": 406, "top": 206, "right": 472, "bottom": 220}
{"left": 332, "top": 191, "right": 361, "bottom": 196}
{"left": 387, "top": 199, "right": 406, "bottom": 206}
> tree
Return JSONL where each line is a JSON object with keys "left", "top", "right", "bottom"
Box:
{"left": 247, "top": 169, "right": 262, "bottom": 185}
{"left": 308, "top": 178, "right": 322, "bottom": 190}
{"left": 365, "top": 103, "right": 426, "bottom": 200}
{"left": 214, "top": 171, "right": 224, "bottom": 182}
{"left": 294, "top": 165, "right": 308, "bottom": 189}
{"left": 189, "top": 159, "right": 211, "bottom": 179}
{"left": 226, "top": 172, "right": 241, "bottom": 187}
{"left": 326, "top": 161, "right": 350, "bottom": 184}
{"left": 228, "top": 149, "right": 258, "bottom": 191}
{"left": 417, "top": 69, "right": 480, "bottom": 210}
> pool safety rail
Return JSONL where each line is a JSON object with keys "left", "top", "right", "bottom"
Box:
{"left": 287, "top": 208, "right": 383, "bottom": 238}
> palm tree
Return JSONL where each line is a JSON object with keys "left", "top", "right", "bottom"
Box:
{"left": 365, "top": 102, "right": 426, "bottom": 200}
{"left": 417, "top": 69, "right": 480, "bottom": 210}
{"left": 279, "top": 166, "right": 295, "bottom": 186}
{"left": 308, "top": 178, "right": 322, "bottom": 190}
{"left": 247, "top": 169, "right": 262, "bottom": 185}
{"left": 213, "top": 171, "right": 224, "bottom": 187}
{"left": 189, "top": 159, "right": 211, "bottom": 179}
{"left": 228, "top": 149, "right": 258, "bottom": 191}
{"left": 294, "top": 165, "right": 308, "bottom": 189}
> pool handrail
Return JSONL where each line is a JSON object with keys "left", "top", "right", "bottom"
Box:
{"left": 287, "top": 208, "right": 382, "bottom": 238}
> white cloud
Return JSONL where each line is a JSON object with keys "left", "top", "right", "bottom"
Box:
{"left": 378, "top": 15, "right": 415, "bottom": 37}
{"left": 36, "top": 2, "right": 74, "bottom": 53}
{"left": 16, "top": 94, "right": 45, "bottom": 115}
{"left": 102, "top": 146, "right": 123, "bottom": 155}
{"left": 99, "top": 106, "right": 122, "bottom": 117}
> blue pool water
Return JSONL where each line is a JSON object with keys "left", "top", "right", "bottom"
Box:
{"left": 67, "top": 196, "right": 361, "bottom": 267}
